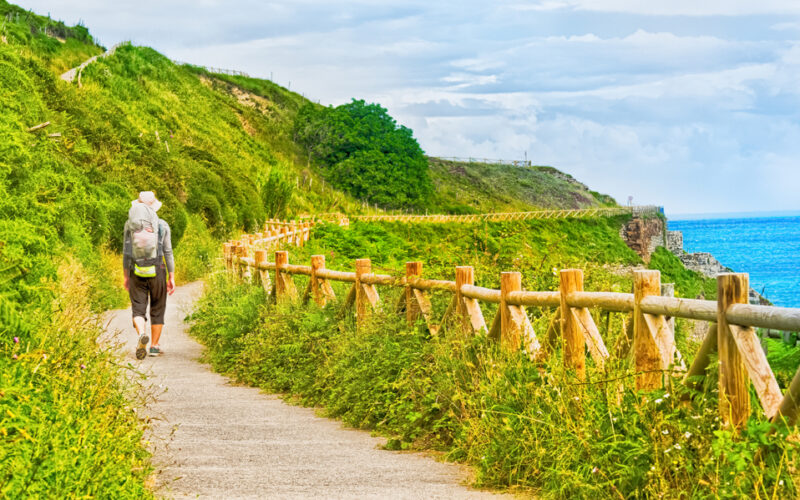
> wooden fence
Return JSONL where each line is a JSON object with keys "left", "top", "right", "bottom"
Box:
{"left": 173, "top": 60, "right": 250, "bottom": 77}
{"left": 222, "top": 222, "right": 800, "bottom": 430}
{"left": 433, "top": 156, "right": 533, "bottom": 167}
{"left": 301, "top": 206, "right": 661, "bottom": 225}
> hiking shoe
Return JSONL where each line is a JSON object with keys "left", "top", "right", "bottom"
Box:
{"left": 149, "top": 346, "right": 162, "bottom": 357}
{"left": 135, "top": 335, "right": 149, "bottom": 360}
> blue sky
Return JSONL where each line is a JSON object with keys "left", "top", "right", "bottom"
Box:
{"left": 18, "top": 0, "right": 800, "bottom": 215}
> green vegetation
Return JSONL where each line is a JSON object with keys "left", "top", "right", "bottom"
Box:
{"left": 428, "top": 158, "right": 617, "bottom": 213}
{"left": 648, "top": 247, "right": 717, "bottom": 300}
{"left": 0, "top": 1, "right": 102, "bottom": 74}
{"left": 304, "top": 218, "right": 638, "bottom": 284}
{"left": 1, "top": 6, "right": 154, "bottom": 495}
{"left": 192, "top": 254, "right": 798, "bottom": 498}
{"left": 1, "top": 260, "right": 152, "bottom": 497}
{"left": 295, "top": 99, "right": 433, "bottom": 209}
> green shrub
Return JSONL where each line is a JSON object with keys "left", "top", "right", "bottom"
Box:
{"left": 260, "top": 169, "right": 293, "bottom": 219}
{"left": 648, "top": 247, "right": 717, "bottom": 299}
{"left": 294, "top": 99, "right": 433, "bottom": 209}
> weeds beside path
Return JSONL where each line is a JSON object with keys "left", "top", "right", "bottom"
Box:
{"left": 107, "top": 282, "right": 505, "bottom": 499}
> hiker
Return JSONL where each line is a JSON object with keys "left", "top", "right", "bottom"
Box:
{"left": 122, "top": 191, "right": 175, "bottom": 359}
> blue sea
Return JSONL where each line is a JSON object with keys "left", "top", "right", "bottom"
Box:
{"left": 668, "top": 215, "right": 800, "bottom": 308}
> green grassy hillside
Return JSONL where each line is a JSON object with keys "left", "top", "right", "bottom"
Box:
{"left": 428, "top": 157, "right": 617, "bottom": 213}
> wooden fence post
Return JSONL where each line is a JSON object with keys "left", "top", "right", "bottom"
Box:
{"left": 254, "top": 249, "right": 271, "bottom": 294}
{"left": 455, "top": 266, "right": 486, "bottom": 334}
{"left": 275, "top": 251, "right": 297, "bottom": 303}
{"left": 500, "top": 272, "right": 522, "bottom": 351}
{"left": 560, "top": 269, "right": 585, "bottom": 379}
{"left": 237, "top": 245, "right": 250, "bottom": 281}
{"left": 405, "top": 261, "right": 423, "bottom": 326}
{"left": 223, "top": 243, "right": 232, "bottom": 272}
{"left": 308, "top": 255, "right": 334, "bottom": 306}
{"left": 354, "top": 259, "right": 380, "bottom": 326}
{"left": 717, "top": 273, "right": 751, "bottom": 428}
{"left": 399, "top": 261, "right": 437, "bottom": 334}
{"left": 455, "top": 266, "right": 473, "bottom": 331}
{"left": 634, "top": 270, "right": 663, "bottom": 390}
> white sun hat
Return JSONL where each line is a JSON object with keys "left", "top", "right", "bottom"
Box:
{"left": 132, "top": 191, "right": 163, "bottom": 212}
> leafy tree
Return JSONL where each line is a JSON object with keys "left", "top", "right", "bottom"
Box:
{"left": 260, "top": 169, "right": 294, "bottom": 219}
{"left": 295, "top": 99, "right": 433, "bottom": 209}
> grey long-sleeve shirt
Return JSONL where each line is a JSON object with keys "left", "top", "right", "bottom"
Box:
{"left": 122, "top": 219, "right": 175, "bottom": 273}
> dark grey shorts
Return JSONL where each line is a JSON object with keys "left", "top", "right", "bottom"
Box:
{"left": 129, "top": 265, "right": 167, "bottom": 325}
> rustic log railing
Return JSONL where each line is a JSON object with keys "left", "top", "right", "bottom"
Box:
{"left": 222, "top": 236, "right": 800, "bottom": 430}
{"left": 303, "top": 206, "right": 660, "bottom": 225}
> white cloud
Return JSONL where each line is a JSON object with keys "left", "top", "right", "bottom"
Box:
{"left": 509, "top": 0, "right": 800, "bottom": 16}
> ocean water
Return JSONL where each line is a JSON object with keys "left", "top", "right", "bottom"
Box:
{"left": 668, "top": 216, "right": 800, "bottom": 308}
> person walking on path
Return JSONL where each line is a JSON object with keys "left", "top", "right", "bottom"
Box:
{"left": 123, "top": 191, "right": 175, "bottom": 359}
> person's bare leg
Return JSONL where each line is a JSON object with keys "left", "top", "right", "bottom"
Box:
{"left": 151, "top": 324, "right": 163, "bottom": 346}
{"left": 133, "top": 316, "right": 146, "bottom": 336}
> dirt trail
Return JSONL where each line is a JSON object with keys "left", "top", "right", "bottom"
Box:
{"left": 60, "top": 43, "right": 120, "bottom": 83}
{"left": 106, "top": 282, "right": 506, "bottom": 499}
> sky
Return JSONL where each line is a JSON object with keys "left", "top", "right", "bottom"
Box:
{"left": 16, "top": 0, "right": 800, "bottom": 215}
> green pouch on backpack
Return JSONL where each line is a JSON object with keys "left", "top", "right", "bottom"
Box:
{"left": 134, "top": 263, "right": 156, "bottom": 278}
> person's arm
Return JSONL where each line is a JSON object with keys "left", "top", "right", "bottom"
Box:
{"left": 122, "top": 221, "right": 132, "bottom": 290}
{"left": 161, "top": 222, "right": 176, "bottom": 295}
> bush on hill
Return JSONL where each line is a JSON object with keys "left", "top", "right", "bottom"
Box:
{"left": 294, "top": 99, "right": 433, "bottom": 209}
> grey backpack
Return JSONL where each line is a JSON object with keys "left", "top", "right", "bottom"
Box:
{"left": 128, "top": 202, "right": 160, "bottom": 277}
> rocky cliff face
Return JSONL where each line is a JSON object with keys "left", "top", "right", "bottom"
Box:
{"left": 678, "top": 252, "right": 730, "bottom": 277}
{"left": 620, "top": 217, "right": 663, "bottom": 262}
{"left": 620, "top": 217, "right": 682, "bottom": 262}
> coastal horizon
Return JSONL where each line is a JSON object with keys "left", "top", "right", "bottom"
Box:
{"left": 667, "top": 209, "right": 800, "bottom": 221}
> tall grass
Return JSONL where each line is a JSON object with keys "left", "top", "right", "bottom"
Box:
{"left": 0, "top": 260, "right": 152, "bottom": 497}
{"left": 191, "top": 271, "right": 799, "bottom": 498}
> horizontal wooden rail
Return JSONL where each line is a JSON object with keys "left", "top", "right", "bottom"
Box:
{"left": 727, "top": 303, "right": 800, "bottom": 332}
{"left": 461, "top": 285, "right": 501, "bottom": 303}
{"left": 359, "top": 273, "right": 396, "bottom": 286}
{"left": 640, "top": 296, "right": 717, "bottom": 322}
{"left": 507, "top": 290, "right": 561, "bottom": 308}
{"left": 314, "top": 268, "right": 357, "bottom": 283}
{"left": 351, "top": 207, "right": 634, "bottom": 224}
{"left": 567, "top": 291, "right": 633, "bottom": 312}
{"left": 406, "top": 277, "right": 457, "bottom": 292}
{"left": 281, "top": 264, "right": 312, "bottom": 276}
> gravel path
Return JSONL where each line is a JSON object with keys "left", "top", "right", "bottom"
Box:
{"left": 60, "top": 43, "right": 121, "bottom": 83}
{"left": 107, "top": 282, "right": 506, "bottom": 499}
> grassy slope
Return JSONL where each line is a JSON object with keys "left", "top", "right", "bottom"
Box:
{"left": 1, "top": 4, "right": 153, "bottom": 496}
{"left": 428, "top": 157, "right": 617, "bottom": 213}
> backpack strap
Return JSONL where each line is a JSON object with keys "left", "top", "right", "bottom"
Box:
{"left": 156, "top": 220, "right": 163, "bottom": 258}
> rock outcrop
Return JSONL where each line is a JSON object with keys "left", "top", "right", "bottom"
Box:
{"left": 678, "top": 252, "right": 730, "bottom": 277}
